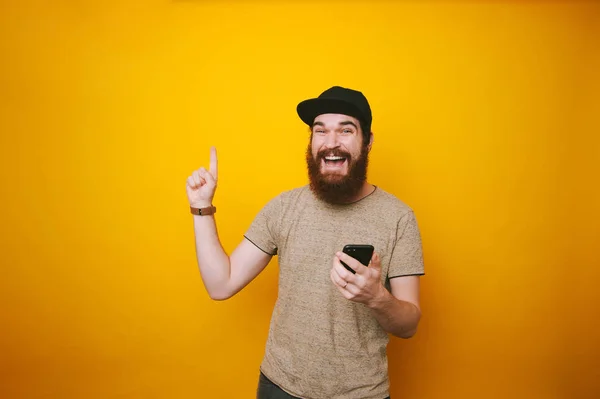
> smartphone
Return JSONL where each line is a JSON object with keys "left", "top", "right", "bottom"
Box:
{"left": 341, "top": 244, "right": 375, "bottom": 274}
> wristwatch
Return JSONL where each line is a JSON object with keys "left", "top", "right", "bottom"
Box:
{"left": 190, "top": 205, "right": 217, "bottom": 216}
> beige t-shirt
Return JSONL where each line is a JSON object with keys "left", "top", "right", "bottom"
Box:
{"left": 245, "top": 185, "right": 424, "bottom": 399}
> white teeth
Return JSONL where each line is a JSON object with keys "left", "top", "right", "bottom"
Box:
{"left": 325, "top": 156, "right": 344, "bottom": 161}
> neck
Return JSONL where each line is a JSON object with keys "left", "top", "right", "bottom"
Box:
{"left": 343, "top": 182, "right": 375, "bottom": 204}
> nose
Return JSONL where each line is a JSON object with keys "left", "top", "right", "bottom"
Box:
{"left": 323, "top": 132, "right": 340, "bottom": 149}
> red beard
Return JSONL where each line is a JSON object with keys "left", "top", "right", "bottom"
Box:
{"left": 306, "top": 144, "right": 369, "bottom": 204}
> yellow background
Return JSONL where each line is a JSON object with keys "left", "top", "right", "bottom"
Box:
{"left": 1, "top": 0, "right": 599, "bottom": 398}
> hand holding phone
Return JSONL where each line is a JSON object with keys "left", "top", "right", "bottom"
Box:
{"left": 340, "top": 244, "right": 374, "bottom": 274}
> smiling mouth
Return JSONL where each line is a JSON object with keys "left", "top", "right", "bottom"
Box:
{"left": 322, "top": 155, "right": 347, "bottom": 169}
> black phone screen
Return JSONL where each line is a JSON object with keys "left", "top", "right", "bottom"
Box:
{"left": 341, "top": 244, "right": 374, "bottom": 274}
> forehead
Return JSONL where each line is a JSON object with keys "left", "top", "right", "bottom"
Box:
{"left": 313, "top": 113, "right": 360, "bottom": 127}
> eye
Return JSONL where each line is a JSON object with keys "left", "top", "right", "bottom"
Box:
{"left": 342, "top": 128, "right": 353, "bottom": 134}
{"left": 314, "top": 129, "right": 325, "bottom": 134}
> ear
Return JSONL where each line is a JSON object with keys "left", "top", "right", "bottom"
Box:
{"left": 367, "top": 132, "right": 374, "bottom": 152}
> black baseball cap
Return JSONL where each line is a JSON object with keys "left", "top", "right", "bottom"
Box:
{"left": 296, "top": 86, "right": 372, "bottom": 133}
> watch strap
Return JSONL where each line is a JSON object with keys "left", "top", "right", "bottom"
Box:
{"left": 190, "top": 205, "right": 217, "bottom": 216}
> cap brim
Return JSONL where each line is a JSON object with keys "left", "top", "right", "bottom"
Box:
{"left": 297, "top": 98, "right": 365, "bottom": 127}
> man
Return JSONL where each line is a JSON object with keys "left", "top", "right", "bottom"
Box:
{"left": 186, "top": 86, "right": 424, "bottom": 399}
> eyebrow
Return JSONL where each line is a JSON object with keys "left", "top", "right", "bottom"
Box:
{"left": 312, "top": 121, "right": 358, "bottom": 129}
{"left": 339, "top": 121, "right": 358, "bottom": 129}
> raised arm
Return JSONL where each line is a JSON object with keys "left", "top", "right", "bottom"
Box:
{"left": 186, "top": 147, "right": 272, "bottom": 300}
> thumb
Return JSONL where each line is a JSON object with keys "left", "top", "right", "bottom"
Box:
{"left": 370, "top": 252, "right": 382, "bottom": 270}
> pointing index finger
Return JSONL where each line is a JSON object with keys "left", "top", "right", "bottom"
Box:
{"left": 209, "top": 146, "right": 218, "bottom": 180}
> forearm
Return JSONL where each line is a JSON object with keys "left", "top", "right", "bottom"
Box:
{"left": 193, "top": 214, "right": 232, "bottom": 300}
{"left": 367, "top": 289, "right": 421, "bottom": 338}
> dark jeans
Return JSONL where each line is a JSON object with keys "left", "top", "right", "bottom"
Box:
{"left": 257, "top": 372, "right": 391, "bottom": 399}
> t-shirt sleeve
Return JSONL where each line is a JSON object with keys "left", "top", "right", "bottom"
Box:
{"left": 388, "top": 210, "right": 425, "bottom": 279}
{"left": 243, "top": 195, "right": 281, "bottom": 256}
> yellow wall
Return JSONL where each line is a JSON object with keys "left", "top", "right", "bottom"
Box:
{"left": 1, "top": 1, "right": 598, "bottom": 398}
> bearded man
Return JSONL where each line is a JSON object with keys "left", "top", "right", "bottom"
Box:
{"left": 186, "top": 86, "right": 425, "bottom": 399}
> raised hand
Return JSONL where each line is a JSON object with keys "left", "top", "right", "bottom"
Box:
{"left": 186, "top": 147, "right": 218, "bottom": 208}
